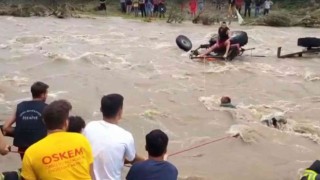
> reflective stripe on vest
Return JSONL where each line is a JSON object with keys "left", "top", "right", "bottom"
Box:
{"left": 303, "top": 170, "right": 317, "bottom": 180}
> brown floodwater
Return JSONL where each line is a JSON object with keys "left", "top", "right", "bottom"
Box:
{"left": 0, "top": 16, "right": 320, "bottom": 180}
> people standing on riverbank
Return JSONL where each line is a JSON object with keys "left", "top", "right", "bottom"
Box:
{"left": 21, "top": 100, "right": 95, "bottom": 180}
{"left": 153, "top": 0, "right": 159, "bottom": 17}
{"left": 189, "top": 0, "right": 197, "bottom": 18}
{"left": 146, "top": 0, "right": 154, "bottom": 17}
{"left": 3, "top": 81, "right": 49, "bottom": 160}
{"left": 126, "top": 0, "right": 133, "bottom": 14}
{"left": 228, "top": 0, "right": 236, "bottom": 18}
{"left": 159, "top": 0, "right": 166, "bottom": 18}
{"left": 133, "top": 0, "right": 139, "bottom": 16}
{"left": 254, "top": 0, "right": 262, "bottom": 17}
{"left": 84, "top": 94, "right": 145, "bottom": 180}
{"left": 235, "top": 0, "right": 243, "bottom": 14}
{"left": 263, "top": 0, "right": 273, "bottom": 15}
{"left": 244, "top": 0, "right": 252, "bottom": 17}
{"left": 121, "top": 0, "right": 127, "bottom": 13}
{"left": 139, "top": 0, "right": 147, "bottom": 17}
{"left": 198, "top": 0, "right": 204, "bottom": 12}
{"left": 126, "top": 129, "right": 178, "bottom": 180}
{"left": 98, "top": 0, "right": 107, "bottom": 11}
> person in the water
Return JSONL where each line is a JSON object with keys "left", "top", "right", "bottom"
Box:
{"left": 220, "top": 96, "right": 236, "bottom": 108}
{"left": 261, "top": 112, "right": 287, "bottom": 129}
{"left": 198, "top": 22, "right": 236, "bottom": 59}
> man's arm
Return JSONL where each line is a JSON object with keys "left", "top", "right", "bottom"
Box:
{"left": 124, "top": 134, "right": 146, "bottom": 165}
{"left": 3, "top": 109, "right": 17, "bottom": 135}
{"left": 90, "top": 163, "right": 96, "bottom": 180}
{"left": 227, "top": 30, "right": 231, "bottom": 39}
{"left": 0, "top": 131, "right": 9, "bottom": 155}
{"left": 125, "top": 154, "right": 146, "bottom": 165}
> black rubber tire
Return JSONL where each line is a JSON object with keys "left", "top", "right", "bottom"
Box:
{"left": 0, "top": 125, "right": 14, "bottom": 138}
{"left": 209, "top": 31, "right": 248, "bottom": 47}
{"left": 176, "top": 35, "right": 192, "bottom": 52}
{"left": 298, "top": 37, "right": 320, "bottom": 48}
{"left": 230, "top": 31, "right": 248, "bottom": 47}
{"left": 227, "top": 46, "right": 239, "bottom": 61}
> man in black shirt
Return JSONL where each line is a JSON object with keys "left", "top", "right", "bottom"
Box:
{"left": 228, "top": 0, "right": 236, "bottom": 18}
{"left": 244, "top": 0, "right": 252, "bottom": 17}
{"left": 3, "top": 81, "right": 49, "bottom": 159}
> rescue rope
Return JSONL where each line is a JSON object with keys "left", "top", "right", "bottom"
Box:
{"left": 168, "top": 134, "right": 238, "bottom": 157}
{"left": 124, "top": 134, "right": 238, "bottom": 168}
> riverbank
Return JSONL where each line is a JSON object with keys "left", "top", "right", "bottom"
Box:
{"left": 0, "top": 15, "right": 320, "bottom": 180}
{"left": 0, "top": 1, "right": 320, "bottom": 27}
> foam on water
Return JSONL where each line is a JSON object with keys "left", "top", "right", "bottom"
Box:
{"left": 0, "top": 75, "right": 29, "bottom": 87}
{"left": 48, "top": 91, "right": 69, "bottom": 98}
{"left": 227, "top": 124, "right": 264, "bottom": 143}
{"left": 304, "top": 70, "right": 320, "bottom": 81}
{"left": 1, "top": 16, "right": 320, "bottom": 179}
{"left": 202, "top": 62, "right": 237, "bottom": 74}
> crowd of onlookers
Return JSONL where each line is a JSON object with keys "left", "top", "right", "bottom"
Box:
{"left": 97, "top": 0, "right": 274, "bottom": 19}
{"left": 119, "top": 0, "right": 167, "bottom": 18}
{"left": 232, "top": 0, "right": 274, "bottom": 17}
{"left": 117, "top": 0, "right": 274, "bottom": 19}
{"left": 0, "top": 82, "right": 178, "bottom": 180}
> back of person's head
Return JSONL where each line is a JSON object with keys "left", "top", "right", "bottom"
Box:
{"left": 31, "top": 81, "right": 49, "bottom": 99}
{"left": 100, "top": 94, "right": 124, "bottom": 119}
{"left": 67, "top": 116, "right": 86, "bottom": 133}
{"left": 146, "top": 129, "right": 168, "bottom": 157}
{"left": 221, "top": 96, "right": 231, "bottom": 104}
{"left": 43, "top": 100, "right": 72, "bottom": 131}
{"left": 221, "top": 21, "right": 227, "bottom": 27}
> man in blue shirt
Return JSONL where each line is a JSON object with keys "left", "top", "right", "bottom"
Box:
{"left": 126, "top": 129, "right": 178, "bottom": 180}
{"left": 3, "top": 81, "right": 49, "bottom": 159}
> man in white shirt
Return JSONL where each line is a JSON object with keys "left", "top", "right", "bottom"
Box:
{"left": 263, "top": 0, "right": 273, "bottom": 15}
{"left": 84, "top": 94, "right": 145, "bottom": 180}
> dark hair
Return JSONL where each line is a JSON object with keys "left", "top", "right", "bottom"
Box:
{"left": 43, "top": 100, "right": 72, "bottom": 130}
{"left": 222, "top": 21, "right": 226, "bottom": 24}
{"left": 31, "top": 81, "right": 49, "bottom": 98}
{"left": 221, "top": 96, "right": 231, "bottom": 104}
{"left": 100, "top": 94, "right": 124, "bottom": 119}
{"left": 146, "top": 129, "right": 168, "bottom": 157}
{"left": 67, "top": 116, "right": 86, "bottom": 133}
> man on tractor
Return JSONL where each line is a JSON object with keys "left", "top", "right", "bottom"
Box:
{"left": 198, "top": 21, "right": 240, "bottom": 59}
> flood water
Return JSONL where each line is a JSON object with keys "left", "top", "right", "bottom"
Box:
{"left": 0, "top": 16, "right": 320, "bottom": 180}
